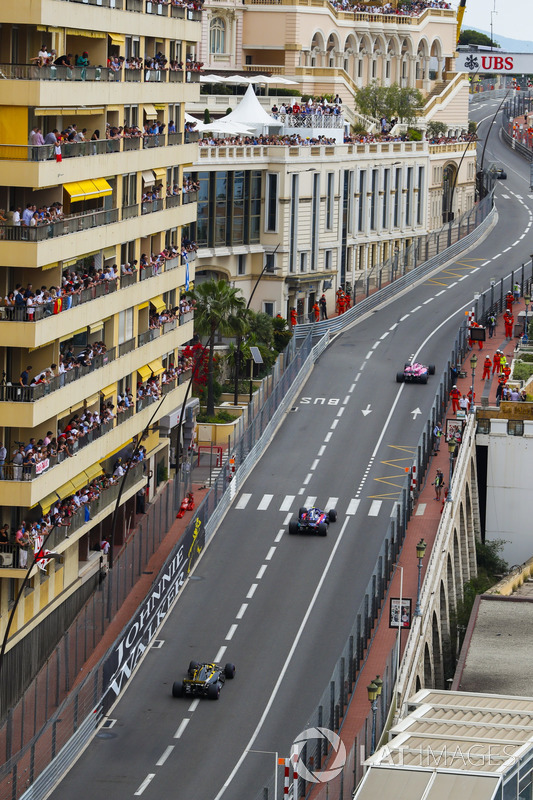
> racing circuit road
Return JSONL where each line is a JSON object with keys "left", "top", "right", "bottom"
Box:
{"left": 48, "top": 97, "right": 533, "bottom": 800}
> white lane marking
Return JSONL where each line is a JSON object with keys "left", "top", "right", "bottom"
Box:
{"left": 280, "top": 495, "right": 294, "bottom": 512}
{"left": 331, "top": 419, "right": 338, "bottom": 429}
{"left": 226, "top": 624, "right": 238, "bottom": 641}
{"left": 435, "top": 290, "right": 446, "bottom": 296}
{"left": 400, "top": 314, "right": 409, "bottom": 321}
{"left": 298, "top": 488, "right": 304, "bottom": 495}
{"left": 311, "top": 459, "right": 319, "bottom": 470}
{"left": 471, "top": 267, "right": 480, "bottom": 273}
{"left": 503, "top": 247, "right": 511, "bottom": 253}
{"left": 481, "top": 260, "right": 491, "bottom": 266}
{"left": 368, "top": 500, "right": 382, "bottom": 517}
{"left": 325, "top": 432, "right": 332, "bottom": 442}
{"left": 304, "top": 496, "right": 316, "bottom": 508}
{"left": 325, "top": 497, "right": 338, "bottom": 511}
{"left": 135, "top": 774, "right": 156, "bottom": 795}
{"left": 493, "top": 254, "right": 501, "bottom": 260}
{"left": 274, "top": 529, "right": 284, "bottom": 543}
{"left": 337, "top": 407, "right": 345, "bottom": 418}
{"left": 283, "top": 512, "right": 292, "bottom": 525}
{"left": 349, "top": 383, "right": 356, "bottom": 393}
{"left": 214, "top": 646, "right": 227, "bottom": 663}
{"left": 423, "top": 298, "right": 433, "bottom": 304}
{"left": 411, "top": 305, "right": 421, "bottom": 312}
{"left": 318, "top": 446, "right": 326, "bottom": 456}
{"left": 213, "top": 515, "right": 355, "bottom": 800}
{"left": 389, "top": 323, "right": 398, "bottom": 331}
{"left": 354, "top": 373, "right": 361, "bottom": 382}
{"left": 366, "top": 351, "right": 373, "bottom": 359}
{"left": 236, "top": 494, "right": 251, "bottom": 510}
{"left": 513, "top": 240, "right": 520, "bottom": 246}
{"left": 246, "top": 584, "right": 258, "bottom": 600}
{"left": 346, "top": 499, "right": 360, "bottom": 515}
{"left": 380, "top": 332, "right": 389, "bottom": 340}
{"left": 256, "top": 565, "right": 267, "bottom": 580}
{"left": 188, "top": 699, "right": 200, "bottom": 713}
{"left": 343, "top": 395, "right": 350, "bottom": 404}
{"left": 236, "top": 603, "right": 248, "bottom": 619}
{"left": 174, "top": 720, "right": 190, "bottom": 739}
{"left": 501, "top": 194, "right": 510, "bottom": 199}
{"left": 448, "top": 282, "right": 457, "bottom": 288}
{"left": 303, "top": 472, "right": 312, "bottom": 484}
{"left": 265, "top": 547, "right": 276, "bottom": 561}
{"left": 257, "top": 494, "right": 273, "bottom": 511}
{"left": 520, "top": 233, "right": 526, "bottom": 239}
{"left": 156, "top": 746, "right": 174, "bottom": 767}
{"left": 372, "top": 342, "right": 380, "bottom": 349}
{"left": 415, "top": 504, "right": 426, "bottom": 517}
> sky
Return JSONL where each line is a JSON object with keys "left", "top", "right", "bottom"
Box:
{"left": 452, "top": 0, "right": 532, "bottom": 43}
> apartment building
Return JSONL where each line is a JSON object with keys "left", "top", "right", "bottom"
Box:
{"left": 0, "top": 0, "right": 201, "bottom": 660}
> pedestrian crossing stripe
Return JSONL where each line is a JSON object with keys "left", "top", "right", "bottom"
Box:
{"left": 232, "top": 493, "right": 423, "bottom": 516}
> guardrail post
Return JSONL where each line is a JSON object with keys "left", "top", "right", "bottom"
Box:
{"left": 372, "top": 575, "right": 377, "bottom": 622}
{"left": 340, "top": 657, "right": 345, "bottom": 714}
{"left": 364, "top": 594, "right": 370, "bottom": 642}
{"left": 356, "top": 613, "right": 363, "bottom": 672}
{"left": 348, "top": 636, "right": 354, "bottom": 687}
{"left": 330, "top": 681, "right": 335, "bottom": 731}
{"left": 317, "top": 706, "right": 323, "bottom": 768}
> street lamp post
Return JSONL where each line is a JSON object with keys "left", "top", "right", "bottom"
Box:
{"left": 469, "top": 353, "right": 477, "bottom": 414}
{"left": 447, "top": 439, "right": 455, "bottom": 503}
{"left": 414, "top": 538, "right": 427, "bottom": 617}
{"left": 524, "top": 292, "right": 531, "bottom": 342}
{"left": 367, "top": 674, "right": 383, "bottom": 755}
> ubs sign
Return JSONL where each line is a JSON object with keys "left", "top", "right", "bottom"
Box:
{"left": 456, "top": 52, "right": 533, "bottom": 74}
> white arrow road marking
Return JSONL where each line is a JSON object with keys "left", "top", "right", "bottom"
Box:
{"left": 362, "top": 404, "right": 372, "bottom": 416}
{"left": 411, "top": 408, "right": 422, "bottom": 419}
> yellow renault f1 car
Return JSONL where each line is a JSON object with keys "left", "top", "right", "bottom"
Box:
{"left": 172, "top": 660, "right": 235, "bottom": 700}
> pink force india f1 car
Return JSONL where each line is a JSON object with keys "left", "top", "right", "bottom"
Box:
{"left": 396, "top": 362, "right": 435, "bottom": 384}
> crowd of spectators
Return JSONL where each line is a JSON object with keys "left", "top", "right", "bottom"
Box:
{"left": 199, "top": 129, "right": 470, "bottom": 148}
{"left": 271, "top": 98, "right": 343, "bottom": 118}
{"left": 329, "top": 0, "right": 450, "bottom": 14}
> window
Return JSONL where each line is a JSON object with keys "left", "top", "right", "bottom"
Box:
{"left": 325, "top": 250, "right": 333, "bottom": 271}
{"left": 265, "top": 253, "right": 276, "bottom": 273}
{"left": 357, "top": 171, "right": 366, "bottom": 232}
{"left": 394, "top": 167, "right": 401, "bottom": 228}
{"left": 382, "top": 168, "right": 390, "bottom": 228}
{"left": 508, "top": 420, "right": 524, "bottom": 436}
{"left": 123, "top": 105, "right": 138, "bottom": 128}
{"left": 118, "top": 308, "right": 134, "bottom": 344}
{"left": 263, "top": 302, "right": 274, "bottom": 317}
{"left": 406, "top": 167, "right": 413, "bottom": 226}
{"left": 210, "top": 17, "right": 226, "bottom": 54}
{"left": 125, "top": 36, "right": 140, "bottom": 59}
{"left": 326, "top": 172, "right": 334, "bottom": 229}
{"left": 238, "top": 254, "right": 246, "bottom": 275}
{"left": 289, "top": 174, "right": 299, "bottom": 273}
{"left": 370, "top": 169, "right": 378, "bottom": 230}
{"left": 311, "top": 173, "right": 320, "bottom": 271}
{"left": 299, "top": 252, "right": 307, "bottom": 273}
{"left": 417, "top": 166, "right": 424, "bottom": 225}
{"left": 266, "top": 173, "right": 278, "bottom": 232}
{"left": 122, "top": 173, "right": 137, "bottom": 207}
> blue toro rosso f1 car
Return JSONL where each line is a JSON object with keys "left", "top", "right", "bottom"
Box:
{"left": 288, "top": 506, "right": 337, "bottom": 536}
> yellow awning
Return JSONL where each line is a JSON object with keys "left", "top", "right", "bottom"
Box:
{"left": 138, "top": 365, "right": 152, "bottom": 382}
{"left": 153, "top": 168, "right": 166, "bottom": 182}
{"left": 63, "top": 182, "right": 85, "bottom": 202}
{"left": 71, "top": 472, "right": 88, "bottom": 491}
{"left": 56, "top": 480, "right": 75, "bottom": 500}
{"left": 141, "top": 170, "right": 155, "bottom": 186}
{"left": 150, "top": 295, "right": 166, "bottom": 314}
{"left": 92, "top": 178, "right": 113, "bottom": 197}
{"left": 89, "top": 322, "right": 103, "bottom": 334}
{"left": 35, "top": 107, "right": 105, "bottom": 117}
{"left": 154, "top": 104, "right": 166, "bottom": 110}
{"left": 59, "top": 326, "right": 87, "bottom": 342}
{"left": 85, "top": 393, "right": 99, "bottom": 407}
{"left": 37, "top": 25, "right": 63, "bottom": 33}
{"left": 137, "top": 301, "right": 149, "bottom": 311}
{"left": 84, "top": 463, "right": 104, "bottom": 482}
{"left": 103, "top": 247, "right": 116, "bottom": 260}
{"left": 42, "top": 262, "right": 58, "bottom": 271}
{"left": 66, "top": 28, "right": 107, "bottom": 38}
{"left": 64, "top": 179, "right": 112, "bottom": 202}
{"left": 109, "top": 33, "right": 125, "bottom": 46}
{"left": 40, "top": 491, "right": 59, "bottom": 515}
{"left": 144, "top": 104, "right": 158, "bottom": 119}
{"left": 102, "top": 383, "right": 115, "bottom": 398}
{"left": 148, "top": 358, "right": 164, "bottom": 376}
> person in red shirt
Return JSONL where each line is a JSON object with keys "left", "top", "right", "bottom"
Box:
{"left": 504, "top": 311, "right": 514, "bottom": 338}
{"left": 506, "top": 291, "right": 514, "bottom": 312}
{"left": 492, "top": 350, "right": 502, "bottom": 375}
{"left": 450, "top": 385, "right": 461, "bottom": 413}
{"left": 482, "top": 355, "right": 492, "bottom": 380}
{"left": 290, "top": 308, "right": 297, "bottom": 327}
{"left": 467, "top": 388, "right": 475, "bottom": 411}
{"left": 312, "top": 302, "right": 320, "bottom": 322}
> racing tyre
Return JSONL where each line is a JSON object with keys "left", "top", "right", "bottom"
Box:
{"left": 428, "top": 364, "right": 435, "bottom": 375}
{"left": 317, "top": 522, "right": 327, "bottom": 537}
{"left": 396, "top": 372, "right": 405, "bottom": 383}
{"left": 207, "top": 682, "right": 221, "bottom": 700}
{"left": 188, "top": 660, "right": 199, "bottom": 673}
{"left": 298, "top": 507, "right": 307, "bottom": 519}
{"left": 328, "top": 509, "right": 337, "bottom": 522}
{"left": 288, "top": 519, "right": 299, "bottom": 535}
{"left": 224, "top": 663, "right": 236, "bottom": 679}
{"left": 420, "top": 374, "right": 428, "bottom": 384}
{"left": 172, "top": 681, "right": 184, "bottom": 698}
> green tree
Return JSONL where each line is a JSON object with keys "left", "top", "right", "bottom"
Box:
{"left": 188, "top": 279, "right": 247, "bottom": 415}
{"left": 203, "top": 108, "right": 211, "bottom": 124}
{"left": 458, "top": 29, "right": 499, "bottom": 48}
{"left": 355, "top": 80, "right": 387, "bottom": 119}
{"left": 395, "top": 86, "right": 424, "bottom": 124}
{"left": 426, "top": 120, "right": 448, "bottom": 139}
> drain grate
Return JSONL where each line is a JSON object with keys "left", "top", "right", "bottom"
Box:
{"left": 151, "top": 640, "right": 165, "bottom": 649}
{"left": 101, "top": 718, "right": 117, "bottom": 729}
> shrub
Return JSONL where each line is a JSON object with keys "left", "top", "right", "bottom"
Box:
{"left": 268, "top": 87, "right": 300, "bottom": 97}
{"left": 406, "top": 127, "right": 423, "bottom": 141}
{"left": 203, "top": 108, "right": 211, "bottom": 124}
{"left": 512, "top": 362, "right": 533, "bottom": 382}
{"left": 426, "top": 120, "right": 447, "bottom": 138}
{"left": 197, "top": 410, "right": 238, "bottom": 424}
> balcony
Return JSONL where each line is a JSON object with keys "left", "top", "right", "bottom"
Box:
{"left": 0, "top": 63, "right": 202, "bottom": 84}
{"left": 1, "top": 132, "right": 196, "bottom": 162}
{"left": 54, "top": 0, "right": 203, "bottom": 21}
{"left": 0, "top": 462, "right": 145, "bottom": 572}
{"left": 0, "top": 374, "right": 188, "bottom": 507}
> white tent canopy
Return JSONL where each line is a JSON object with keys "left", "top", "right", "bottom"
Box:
{"left": 216, "top": 84, "right": 283, "bottom": 132}
{"left": 195, "top": 119, "right": 255, "bottom": 135}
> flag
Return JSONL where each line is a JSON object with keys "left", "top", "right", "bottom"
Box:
{"left": 185, "top": 254, "right": 190, "bottom": 291}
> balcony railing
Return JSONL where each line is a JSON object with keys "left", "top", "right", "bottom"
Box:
{"left": 0, "top": 63, "right": 203, "bottom": 84}
{"left": 0, "top": 463, "right": 145, "bottom": 568}
{"left": 54, "top": 0, "right": 203, "bottom": 21}
{"left": 0, "top": 132, "right": 187, "bottom": 163}
{"left": 0, "top": 192, "right": 196, "bottom": 243}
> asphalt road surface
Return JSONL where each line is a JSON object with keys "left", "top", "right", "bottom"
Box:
{"left": 49, "top": 98, "right": 533, "bottom": 800}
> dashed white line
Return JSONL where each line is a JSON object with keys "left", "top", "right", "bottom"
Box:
{"left": 247, "top": 584, "right": 258, "bottom": 599}
{"left": 366, "top": 351, "right": 373, "bottom": 359}
{"left": 174, "top": 720, "right": 190, "bottom": 739}
{"left": 372, "top": 342, "right": 380, "bottom": 349}
{"left": 214, "top": 646, "right": 227, "bottom": 663}
{"left": 337, "top": 407, "right": 345, "bottom": 418}
{"left": 423, "top": 298, "right": 433, "bottom": 304}
{"left": 135, "top": 774, "right": 156, "bottom": 795}
{"left": 503, "top": 247, "right": 511, "bottom": 253}
{"left": 458, "top": 275, "right": 468, "bottom": 281}
{"left": 513, "top": 241, "right": 520, "bottom": 246}
{"left": 226, "top": 624, "right": 238, "bottom": 641}
{"left": 380, "top": 332, "right": 389, "bottom": 340}
{"left": 435, "top": 290, "right": 446, "bottom": 296}
{"left": 331, "top": 419, "right": 338, "bottom": 429}
{"left": 188, "top": 699, "right": 200, "bottom": 713}
{"left": 256, "top": 564, "right": 267, "bottom": 580}
{"left": 481, "top": 261, "right": 491, "bottom": 267}
{"left": 265, "top": 547, "right": 276, "bottom": 561}
{"left": 325, "top": 432, "right": 332, "bottom": 442}
{"left": 389, "top": 323, "right": 398, "bottom": 330}
{"left": 448, "top": 282, "right": 457, "bottom": 288}
{"left": 348, "top": 383, "right": 356, "bottom": 393}
{"left": 236, "top": 603, "right": 248, "bottom": 619}
{"left": 311, "top": 459, "right": 319, "bottom": 470}
{"left": 303, "top": 472, "right": 312, "bottom": 484}
{"left": 283, "top": 512, "right": 292, "bottom": 525}
{"left": 520, "top": 234, "right": 526, "bottom": 239}
{"left": 156, "top": 746, "right": 174, "bottom": 767}
{"left": 400, "top": 314, "right": 409, "bottom": 322}
{"left": 411, "top": 305, "right": 421, "bottom": 312}
{"left": 471, "top": 268, "right": 480, "bottom": 273}
{"left": 318, "top": 446, "right": 326, "bottom": 456}
{"left": 274, "top": 529, "right": 284, "bottom": 543}
{"left": 354, "top": 374, "right": 361, "bottom": 382}
{"left": 493, "top": 254, "right": 501, "bottom": 260}
{"left": 343, "top": 395, "right": 350, "bottom": 404}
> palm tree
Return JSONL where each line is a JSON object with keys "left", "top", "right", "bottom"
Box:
{"left": 188, "top": 279, "right": 247, "bottom": 416}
